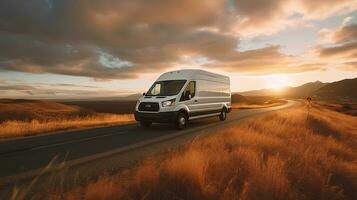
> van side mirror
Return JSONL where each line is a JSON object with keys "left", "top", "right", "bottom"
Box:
{"left": 142, "top": 92, "right": 146, "bottom": 96}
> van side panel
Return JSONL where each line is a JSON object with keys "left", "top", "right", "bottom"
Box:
{"left": 190, "top": 79, "right": 230, "bottom": 117}
{"left": 198, "top": 80, "right": 230, "bottom": 98}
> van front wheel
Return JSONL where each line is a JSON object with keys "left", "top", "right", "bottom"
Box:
{"left": 175, "top": 112, "right": 188, "bottom": 130}
{"left": 219, "top": 108, "right": 227, "bottom": 121}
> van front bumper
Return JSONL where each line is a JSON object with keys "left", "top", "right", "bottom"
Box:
{"left": 134, "top": 111, "right": 178, "bottom": 123}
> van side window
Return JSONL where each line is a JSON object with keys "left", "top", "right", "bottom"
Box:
{"left": 180, "top": 81, "right": 196, "bottom": 101}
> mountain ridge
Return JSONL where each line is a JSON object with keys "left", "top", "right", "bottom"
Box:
{"left": 312, "top": 78, "right": 357, "bottom": 100}
{"left": 238, "top": 77, "right": 356, "bottom": 100}
{"left": 239, "top": 81, "right": 327, "bottom": 97}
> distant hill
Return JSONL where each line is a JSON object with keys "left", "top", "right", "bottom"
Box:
{"left": 0, "top": 99, "right": 94, "bottom": 122}
{"left": 62, "top": 93, "right": 141, "bottom": 114}
{"left": 239, "top": 88, "right": 273, "bottom": 96}
{"left": 99, "top": 93, "right": 142, "bottom": 101}
{"left": 312, "top": 78, "right": 357, "bottom": 101}
{"left": 240, "top": 81, "right": 327, "bottom": 98}
{"left": 285, "top": 81, "right": 327, "bottom": 97}
{"left": 239, "top": 77, "right": 357, "bottom": 101}
{"left": 124, "top": 93, "right": 143, "bottom": 100}
{"left": 231, "top": 93, "right": 248, "bottom": 103}
{"left": 231, "top": 93, "right": 284, "bottom": 105}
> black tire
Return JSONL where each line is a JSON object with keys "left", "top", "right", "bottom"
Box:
{"left": 140, "top": 121, "right": 152, "bottom": 128}
{"left": 219, "top": 108, "right": 227, "bottom": 121}
{"left": 175, "top": 112, "right": 188, "bottom": 130}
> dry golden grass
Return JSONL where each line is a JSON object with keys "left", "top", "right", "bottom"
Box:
{"left": 232, "top": 99, "right": 287, "bottom": 109}
{"left": 0, "top": 99, "right": 135, "bottom": 139}
{"left": 316, "top": 101, "right": 357, "bottom": 116}
{"left": 0, "top": 99, "right": 94, "bottom": 122}
{"left": 47, "top": 104, "right": 357, "bottom": 199}
{"left": 0, "top": 114, "right": 134, "bottom": 139}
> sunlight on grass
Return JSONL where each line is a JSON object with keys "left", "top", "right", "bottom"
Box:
{"left": 44, "top": 103, "right": 357, "bottom": 200}
{"left": 232, "top": 99, "right": 287, "bottom": 109}
{"left": 0, "top": 114, "right": 134, "bottom": 139}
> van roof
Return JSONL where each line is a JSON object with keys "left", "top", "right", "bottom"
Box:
{"left": 157, "top": 69, "right": 230, "bottom": 84}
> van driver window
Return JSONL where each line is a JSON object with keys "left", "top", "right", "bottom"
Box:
{"left": 146, "top": 80, "right": 186, "bottom": 96}
{"left": 151, "top": 84, "right": 161, "bottom": 95}
{"left": 180, "top": 81, "right": 195, "bottom": 101}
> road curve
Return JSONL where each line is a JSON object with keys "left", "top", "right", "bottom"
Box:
{"left": 0, "top": 100, "right": 297, "bottom": 194}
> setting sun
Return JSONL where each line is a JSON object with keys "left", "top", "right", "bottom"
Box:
{"left": 265, "top": 75, "right": 289, "bottom": 90}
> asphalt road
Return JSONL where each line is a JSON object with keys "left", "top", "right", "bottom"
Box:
{"left": 0, "top": 100, "right": 296, "bottom": 196}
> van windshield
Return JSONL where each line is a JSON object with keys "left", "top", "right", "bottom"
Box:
{"left": 146, "top": 80, "right": 186, "bottom": 96}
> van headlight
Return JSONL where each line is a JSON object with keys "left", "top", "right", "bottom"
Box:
{"left": 162, "top": 98, "right": 176, "bottom": 107}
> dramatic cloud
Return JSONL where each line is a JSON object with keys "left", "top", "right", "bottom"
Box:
{"left": 232, "top": 0, "right": 357, "bottom": 36}
{"left": 299, "top": 0, "right": 357, "bottom": 19}
{"left": 0, "top": 84, "right": 35, "bottom": 91}
{"left": 0, "top": 0, "right": 355, "bottom": 79}
{"left": 331, "top": 24, "right": 357, "bottom": 43}
{"left": 314, "top": 20, "right": 357, "bottom": 72}
{"left": 316, "top": 21, "right": 357, "bottom": 58}
{"left": 317, "top": 41, "right": 357, "bottom": 58}
{"left": 205, "top": 46, "right": 325, "bottom": 74}
{"left": 342, "top": 61, "right": 357, "bottom": 70}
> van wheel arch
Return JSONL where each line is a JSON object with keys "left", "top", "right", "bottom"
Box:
{"left": 178, "top": 109, "right": 189, "bottom": 117}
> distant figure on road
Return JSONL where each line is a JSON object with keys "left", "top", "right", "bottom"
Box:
{"left": 306, "top": 96, "right": 312, "bottom": 103}
{"left": 306, "top": 96, "right": 312, "bottom": 108}
{"left": 306, "top": 96, "right": 312, "bottom": 120}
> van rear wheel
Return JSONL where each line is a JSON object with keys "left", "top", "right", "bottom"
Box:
{"left": 140, "top": 121, "right": 152, "bottom": 128}
{"left": 219, "top": 108, "right": 227, "bottom": 121}
{"left": 175, "top": 112, "right": 188, "bottom": 130}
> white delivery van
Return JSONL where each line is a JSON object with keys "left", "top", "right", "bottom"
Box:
{"left": 134, "top": 69, "right": 231, "bottom": 129}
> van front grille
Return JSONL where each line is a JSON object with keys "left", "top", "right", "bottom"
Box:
{"left": 138, "top": 102, "right": 159, "bottom": 112}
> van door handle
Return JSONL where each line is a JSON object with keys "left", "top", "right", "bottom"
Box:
{"left": 194, "top": 100, "right": 198, "bottom": 102}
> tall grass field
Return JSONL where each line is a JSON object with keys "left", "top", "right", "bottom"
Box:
{"left": 0, "top": 99, "right": 134, "bottom": 139}
{"left": 0, "top": 114, "right": 134, "bottom": 139}
{"left": 42, "top": 103, "right": 357, "bottom": 200}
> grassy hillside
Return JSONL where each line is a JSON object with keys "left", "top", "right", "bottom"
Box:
{"left": 240, "top": 77, "right": 357, "bottom": 102}
{"left": 240, "top": 81, "right": 326, "bottom": 97}
{"left": 231, "top": 94, "right": 286, "bottom": 109}
{"left": 286, "top": 81, "right": 326, "bottom": 97}
{"left": 231, "top": 93, "right": 248, "bottom": 102}
{"left": 45, "top": 103, "right": 357, "bottom": 200}
{"left": 317, "top": 102, "right": 357, "bottom": 116}
{"left": 0, "top": 99, "right": 94, "bottom": 122}
{"left": 312, "top": 78, "right": 357, "bottom": 101}
{"left": 0, "top": 114, "right": 134, "bottom": 139}
{"left": 0, "top": 99, "right": 134, "bottom": 139}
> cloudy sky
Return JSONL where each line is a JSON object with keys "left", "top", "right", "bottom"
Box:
{"left": 0, "top": 0, "right": 356, "bottom": 99}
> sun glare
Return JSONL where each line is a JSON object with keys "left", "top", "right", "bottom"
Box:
{"left": 265, "top": 75, "right": 289, "bottom": 90}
